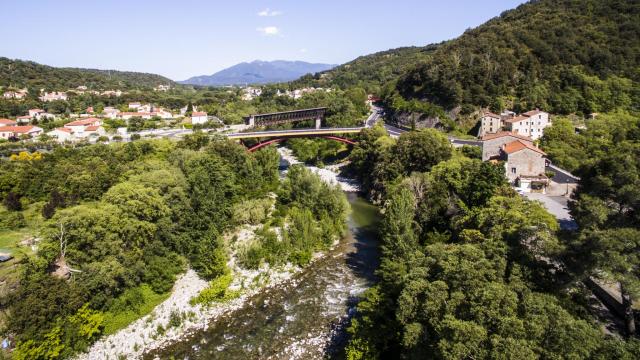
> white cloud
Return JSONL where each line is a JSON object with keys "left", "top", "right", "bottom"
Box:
{"left": 299, "top": 48, "right": 308, "bottom": 53}
{"left": 257, "top": 26, "right": 280, "bottom": 36}
{"left": 258, "top": 8, "right": 282, "bottom": 17}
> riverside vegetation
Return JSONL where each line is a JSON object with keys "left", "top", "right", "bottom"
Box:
{"left": 342, "top": 122, "right": 640, "bottom": 358}
{"left": 0, "top": 133, "right": 349, "bottom": 359}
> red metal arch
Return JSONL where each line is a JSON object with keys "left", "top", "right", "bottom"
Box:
{"left": 247, "top": 135, "right": 357, "bottom": 152}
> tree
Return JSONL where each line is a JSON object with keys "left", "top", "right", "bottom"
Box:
{"left": 395, "top": 129, "right": 452, "bottom": 174}
{"left": 3, "top": 191, "right": 22, "bottom": 211}
{"left": 567, "top": 141, "right": 640, "bottom": 335}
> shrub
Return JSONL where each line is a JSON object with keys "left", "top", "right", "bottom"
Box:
{"left": 190, "top": 274, "right": 240, "bottom": 305}
{"left": 168, "top": 310, "right": 182, "bottom": 328}
{"left": 0, "top": 211, "right": 26, "bottom": 229}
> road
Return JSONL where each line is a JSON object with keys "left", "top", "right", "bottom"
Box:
{"left": 524, "top": 193, "right": 577, "bottom": 230}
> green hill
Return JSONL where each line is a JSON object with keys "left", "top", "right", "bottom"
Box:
{"left": 0, "top": 57, "right": 175, "bottom": 90}
{"left": 292, "top": 46, "right": 438, "bottom": 93}
{"left": 308, "top": 0, "right": 640, "bottom": 116}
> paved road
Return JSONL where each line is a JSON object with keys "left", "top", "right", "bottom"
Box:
{"left": 226, "top": 127, "right": 363, "bottom": 139}
{"left": 524, "top": 193, "right": 577, "bottom": 230}
{"left": 547, "top": 164, "right": 580, "bottom": 183}
{"left": 383, "top": 123, "right": 407, "bottom": 137}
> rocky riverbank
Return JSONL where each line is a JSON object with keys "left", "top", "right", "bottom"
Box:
{"left": 75, "top": 147, "right": 360, "bottom": 360}
{"left": 277, "top": 147, "right": 359, "bottom": 192}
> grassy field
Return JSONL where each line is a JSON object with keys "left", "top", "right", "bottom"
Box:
{"left": 0, "top": 202, "right": 45, "bottom": 296}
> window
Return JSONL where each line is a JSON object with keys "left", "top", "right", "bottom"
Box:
{"left": 511, "top": 167, "right": 516, "bottom": 174}
{"left": 539, "top": 115, "right": 541, "bottom": 119}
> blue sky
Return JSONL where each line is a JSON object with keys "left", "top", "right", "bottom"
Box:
{"left": 1, "top": 0, "right": 525, "bottom": 80}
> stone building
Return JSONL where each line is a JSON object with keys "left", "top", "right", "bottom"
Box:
{"left": 478, "top": 110, "right": 502, "bottom": 137}
{"left": 481, "top": 132, "right": 534, "bottom": 161}
{"left": 481, "top": 132, "right": 548, "bottom": 192}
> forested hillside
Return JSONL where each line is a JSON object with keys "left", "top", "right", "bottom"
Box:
{"left": 305, "top": 0, "right": 640, "bottom": 116}
{"left": 0, "top": 57, "right": 175, "bottom": 90}
{"left": 292, "top": 46, "right": 437, "bottom": 94}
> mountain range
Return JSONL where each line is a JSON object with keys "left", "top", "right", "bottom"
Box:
{"left": 180, "top": 60, "right": 336, "bottom": 86}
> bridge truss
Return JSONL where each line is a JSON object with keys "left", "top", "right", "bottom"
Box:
{"left": 245, "top": 107, "right": 327, "bottom": 128}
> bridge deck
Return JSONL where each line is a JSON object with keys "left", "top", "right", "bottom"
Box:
{"left": 226, "top": 127, "right": 363, "bottom": 139}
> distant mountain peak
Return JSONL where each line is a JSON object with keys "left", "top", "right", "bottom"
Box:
{"left": 180, "top": 60, "right": 336, "bottom": 86}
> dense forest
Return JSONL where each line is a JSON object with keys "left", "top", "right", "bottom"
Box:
{"left": 0, "top": 135, "right": 349, "bottom": 359}
{"left": 343, "top": 118, "right": 640, "bottom": 358}
{"left": 299, "top": 0, "right": 640, "bottom": 118}
{"left": 0, "top": 57, "right": 175, "bottom": 91}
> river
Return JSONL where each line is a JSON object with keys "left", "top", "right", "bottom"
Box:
{"left": 145, "top": 153, "right": 381, "bottom": 360}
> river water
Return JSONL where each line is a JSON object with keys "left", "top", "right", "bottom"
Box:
{"left": 146, "top": 156, "right": 381, "bottom": 360}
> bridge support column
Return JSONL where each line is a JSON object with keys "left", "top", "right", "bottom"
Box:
{"left": 315, "top": 117, "right": 321, "bottom": 129}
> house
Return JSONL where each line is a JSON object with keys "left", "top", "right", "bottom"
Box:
{"left": 39, "top": 92, "right": 68, "bottom": 102}
{"left": 154, "top": 85, "right": 170, "bottom": 91}
{"left": 81, "top": 125, "right": 106, "bottom": 138}
{"left": 478, "top": 110, "right": 502, "bottom": 137}
{"left": 481, "top": 132, "right": 535, "bottom": 161}
{"left": 64, "top": 117, "right": 103, "bottom": 135}
{"left": 102, "top": 107, "right": 120, "bottom": 119}
{"left": 3, "top": 89, "right": 28, "bottom": 99}
{"left": 503, "top": 109, "right": 550, "bottom": 140}
{"left": 154, "top": 109, "right": 173, "bottom": 119}
{"left": 0, "top": 126, "right": 44, "bottom": 140}
{"left": 119, "top": 112, "right": 153, "bottom": 120}
{"left": 47, "top": 127, "right": 75, "bottom": 142}
{"left": 128, "top": 102, "right": 142, "bottom": 110}
{"left": 28, "top": 109, "right": 45, "bottom": 118}
{"left": 477, "top": 109, "right": 551, "bottom": 140}
{"left": 501, "top": 140, "right": 548, "bottom": 192}
{"left": 242, "top": 87, "right": 262, "bottom": 101}
{"left": 101, "top": 90, "right": 122, "bottom": 97}
{"left": 137, "top": 104, "right": 154, "bottom": 113}
{"left": 0, "top": 119, "right": 17, "bottom": 127}
{"left": 16, "top": 115, "right": 32, "bottom": 124}
{"left": 191, "top": 112, "right": 208, "bottom": 125}
{"left": 481, "top": 132, "right": 548, "bottom": 192}
{"left": 50, "top": 121, "right": 105, "bottom": 142}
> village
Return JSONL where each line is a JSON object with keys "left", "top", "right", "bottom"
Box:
{"left": 1, "top": 86, "right": 571, "bottom": 199}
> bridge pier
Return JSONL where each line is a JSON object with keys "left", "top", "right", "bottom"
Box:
{"left": 315, "top": 117, "right": 321, "bottom": 129}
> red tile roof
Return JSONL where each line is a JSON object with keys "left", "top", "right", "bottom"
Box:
{"left": 192, "top": 112, "right": 207, "bottom": 116}
{"left": 85, "top": 125, "right": 101, "bottom": 131}
{"left": 53, "top": 127, "right": 72, "bottom": 133}
{"left": 0, "top": 126, "right": 39, "bottom": 134}
{"left": 120, "top": 112, "right": 153, "bottom": 116}
{"left": 503, "top": 140, "right": 546, "bottom": 156}
{"left": 0, "top": 119, "right": 16, "bottom": 125}
{"left": 29, "top": 109, "right": 44, "bottom": 112}
{"left": 481, "top": 131, "right": 532, "bottom": 142}
{"left": 65, "top": 117, "right": 101, "bottom": 126}
{"left": 17, "top": 115, "right": 31, "bottom": 119}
